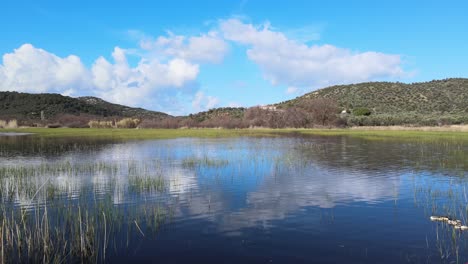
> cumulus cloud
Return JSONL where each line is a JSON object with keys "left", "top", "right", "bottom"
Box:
{"left": 0, "top": 44, "right": 203, "bottom": 114}
{"left": 220, "top": 18, "right": 405, "bottom": 88}
{"left": 192, "top": 91, "right": 220, "bottom": 112}
{"left": 140, "top": 31, "right": 229, "bottom": 64}
{"left": 0, "top": 44, "right": 90, "bottom": 95}
{"left": 0, "top": 19, "right": 408, "bottom": 114}
{"left": 0, "top": 26, "right": 231, "bottom": 114}
{"left": 91, "top": 47, "right": 199, "bottom": 108}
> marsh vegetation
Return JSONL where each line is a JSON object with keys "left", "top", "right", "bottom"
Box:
{"left": 0, "top": 133, "right": 467, "bottom": 263}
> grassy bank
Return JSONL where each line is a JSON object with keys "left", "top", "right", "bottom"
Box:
{"left": 1, "top": 127, "right": 468, "bottom": 141}
{"left": 1, "top": 127, "right": 281, "bottom": 140}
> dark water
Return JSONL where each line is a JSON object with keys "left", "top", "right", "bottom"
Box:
{"left": 1, "top": 134, "right": 468, "bottom": 263}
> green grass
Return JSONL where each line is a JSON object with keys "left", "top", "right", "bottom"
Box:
{"left": 296, "top": 129, "right": 468, "bottom": 141}
{"left": 2, "top": 128, "right": 278, "bottom": 139}
{"left": 2, "top": 127, "right": 468, "bottom": 142}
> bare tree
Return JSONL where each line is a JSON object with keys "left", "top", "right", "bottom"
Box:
{"left": 300, "top": 98, "right": 339, "bottom": 126}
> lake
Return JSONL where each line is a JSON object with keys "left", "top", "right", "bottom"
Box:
{"left": 0, "top": 133, "right": 467, "bottom": 263}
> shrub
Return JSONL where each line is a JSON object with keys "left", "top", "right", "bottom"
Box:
{"left": 88, "top": 120, "right": 99, "bottom": 128}
{"left": 88, "top": 120, "right": 113, "bottom": 128}
{"left": 88, "top": 118, "right": 141, "bottom": 129}
{"left": 352, "top": 107, "right": 372, "bottom": 116}
{"left": 116, "top": 118, "right": 141, "bottom": 128}
{"left": 46, "top": 123, "right": 61, "bottom": 128}
{"left": 0, "top": 119, "right": 18, "bottom": 129}
{"left": 7, "top": 119, "right": 17, "bottom": 128}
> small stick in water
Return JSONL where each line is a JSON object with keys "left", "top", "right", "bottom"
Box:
{"left": 430, "top": 216, "right": 449, "bottom": 221}
{"left": 134, "top": 220, "right": 145, "bottom": 237}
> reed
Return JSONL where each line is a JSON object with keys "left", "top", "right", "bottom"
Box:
{"left": 0, "top": 198, "right": 172, "bottom": 263}
{"left": 0, "top": 120, "right": 18, "bottom": 129}
{"left": 181, "top": 156, "right": 229, "bottom": 168}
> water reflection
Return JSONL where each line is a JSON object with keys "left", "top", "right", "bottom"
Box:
{"left": 0, "top": 135, "right": 467, "bottom": 263}
{"left": 1, "top": 136, "right": 465, "bottom": 214}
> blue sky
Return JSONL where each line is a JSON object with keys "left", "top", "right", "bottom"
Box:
{"left": 1, "top": 0, "right": 467, "bottom": 115}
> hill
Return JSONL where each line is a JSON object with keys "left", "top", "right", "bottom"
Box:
{"left": 187, "top": 107, "right": 246, "bottom": 122}
{"left": 0, "top": 92, "right": 169, "bottom": 125}
{"left": 278, "top": 78, "right": 468, "bottom": 114}
{"left": 1, "top": 78, "right": 467, "bottom": 128}
{"left": 275, "top": 78, "right": 468, "bottom": 126}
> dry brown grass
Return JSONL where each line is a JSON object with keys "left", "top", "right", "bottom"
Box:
{"left": 115, "top": 118, "right": 140, "bottom": 128}
{"left": 88, "top": 120, "right": 113, "bottom": 128}
{"left": 0, "top": 119, "right": 18, "bottom": 129}
{"left": 88, "top": 118, "right": 141, "bottom": 129}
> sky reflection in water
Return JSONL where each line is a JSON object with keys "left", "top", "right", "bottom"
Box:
{"left": 0, "top": 135, "right": 467, "bottom": 263}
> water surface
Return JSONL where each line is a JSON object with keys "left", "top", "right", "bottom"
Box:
{"left": 0, "top": 134, "right": 467, "bottom": 263}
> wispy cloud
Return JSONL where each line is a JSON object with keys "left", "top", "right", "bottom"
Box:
{"left": 192, "top": 91, "right": 220, "bottom": 112}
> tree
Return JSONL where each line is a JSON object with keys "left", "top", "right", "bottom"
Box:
{"left": 300, "top": 98, "right": 339, "bottom": 126}
{"left": 352, "top": 107, "right": 372, "bottom": 116}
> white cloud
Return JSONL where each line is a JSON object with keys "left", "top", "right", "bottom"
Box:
{"left": 0, "top": 44, "right": 89, "bottom": 95}
{"left": 192, "top": 91, "right": 220, "bottom": 112}
{"left": 220, "top": 18, "right": 405, "bottom": 88}
{"left": 140, "top": 31, "right": 229, "bottom": 64}
{"left": 0, "top": 19, "right": 409, "bottom": 114}
{"left": 285, "top": 86, "right": 299, "bottom": 94}
{"left": 0, "top": 44, "right": 202, "bottom": 114}
{"left": 227, "top": 102, "right": 242, "bottom": 107}
{"left": 91, "top": 47, "right": 199, "bottom": 108}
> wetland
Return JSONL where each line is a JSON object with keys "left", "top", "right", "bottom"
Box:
{"left": 0, "top": 130, "right": 467, "bottom": 263}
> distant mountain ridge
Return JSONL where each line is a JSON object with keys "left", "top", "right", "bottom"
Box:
{"left": 0, "top": 92, "right": 169, "bottom": 120}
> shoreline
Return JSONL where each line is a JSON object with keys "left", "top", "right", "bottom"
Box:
{"left": 350, "top": 125, "right": 468, "bottom": 132}
{"left": 0, "top": 132, "right": 34, "bottom": 136}
{"left": 1, "top": 127, "right": 467, "bottom": 141}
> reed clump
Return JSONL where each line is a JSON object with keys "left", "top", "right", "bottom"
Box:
{"left": 115, "top": 118, "right": 140, "bottom": 129}
{"left": 0, "top": 199, "right": 172, "bottom": 263}
{"left": 181, "top": 156, "right": 229, "bottom": 168}
{"left": 88, "top": 118, "right": 141, "bottom": 129}
{"left": 0, "top": 120, "right": 18, "bottom": 129}
{"left": 129, "top": 175, "right": 165, "bottom": 193}
{"left": 88, "top": 120, "right": 113, "bottom": 129}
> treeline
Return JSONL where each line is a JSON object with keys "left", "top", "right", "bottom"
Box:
{"left": 1, "top": 98, "right": 343, "bottom": 129}
{"left": 2, "top": 96, "right": 467, "bottom": 129}
{"left": 346, "top": 114, "right": 468, "bottom": 126}
{"left": 139, "top": 98, "right": 343, "bottom": 128}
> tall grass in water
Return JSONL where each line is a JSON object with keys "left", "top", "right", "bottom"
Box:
{"left": 0, "top": 159, "right": 173, "bottom": 263}
{"left": 413, "top": 175, "right": 468, "bottom": 263}
{"left": 0, "top": 182, "right": 172, "bottom": 263}
{"left": 128, "top": 175, "right": 165, "bottom": 193}
{"left": 0, "top": 200, "right": 172, "bottom": 263}
{"left": 181, "top": 156, "right": 229, "bottom": 168}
